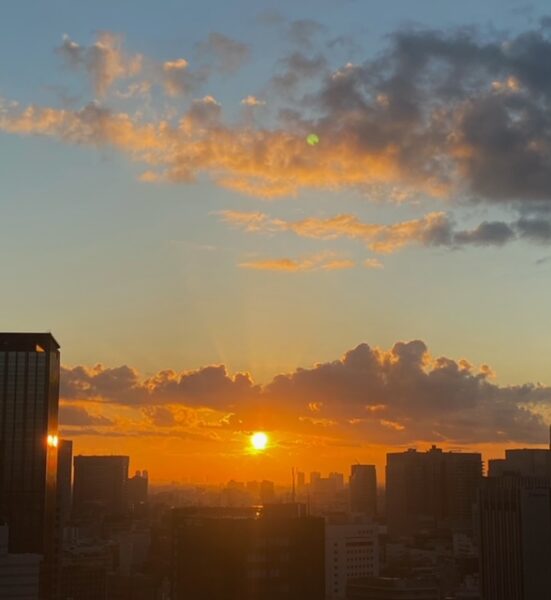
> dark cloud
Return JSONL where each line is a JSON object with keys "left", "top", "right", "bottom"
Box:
{"left": 59, "top": 405, "right": 113, "bottom": 426}
{"left": 453, "top": 221, "right": 517, "bottom": 246}
{"left": 60, "top": 340, "right": 551, "bottom": 445}
{"left": 196, "top": 33, "right": 250, "bottom": 73}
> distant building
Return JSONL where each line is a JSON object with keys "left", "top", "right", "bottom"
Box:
{"left": 73, "top": 456, "right": 129, "bottom": 520}
{"left": 349, "top": 465, "right": 377, "bottom": 518}
{"left": 488, "top": 448, "right": 551, "bottom": 479}
{"left": 346, "top": 576, "right": 439, "bottom": 600}
{"left": 260, "top": 480, "right": 275, "bottom": 505}
{"left": 0, "top": 332, "right": 61, "bottom": 597}
{"left": 386, "top": 446, "right": 482, "bottom": 537}
{"left": 57, "top": 439, "right": 73, "bottom": 527}
{"left": 170, "top": 504, "right": 325, "bottom": 600}
{"left": 476, "top": 474, "right": 551, "bottom": 600}
{"left": 326, "top": 518, "right": 379, "bottom": 599}
{"left": 126, "top": 470, "right": 148, "bottom": 512}
{"left": 0, "top": 524, "right": 41, "bottom": 600}
{"left": 59, "top": 540, "right": 111, "bottom": 600}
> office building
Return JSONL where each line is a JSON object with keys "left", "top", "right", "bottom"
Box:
{"left": 0, "top": 332, "right": 60, "bottom": 597}
{"left": 73, "top": 455, "right": 129, "bottom": 520}
{"left": 0, "top": 524, "right": 41, "bottom": 600}
{"left": 126, "top": 470, "right": 148, "bottom": 512}
{"left": 171, "top": 504, "right": 325, "bottom": 600}
{"left": 476, "top": 474, "right": 551, "bottom": 600}
{"left": 488, "top": 448, "right": 551, "bottom": 479}
{"left": 349, "top": 465, "right": 377, "bottom": 518}
{"left": 386, "top": 446, "right": 482, "bottom": 537}
{"left": 57, "top": 439, "right": 73, "bottom": 527}
{"left": 326, "top": 518, "right": 379, "bottom": 599}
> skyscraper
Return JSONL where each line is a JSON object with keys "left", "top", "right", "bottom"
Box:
{"left": 349, "top": 465, "right": 377, "bottom": 518}
{"left": 0, "top": 332, "right": 60, "bottom": 597}
{"left": 72, "top": 455, "right": 129, "bottom": 520}
{"left": 386, "top": 446, "right": 482, "bottom": 537}
{"left": 57, "top": 440, "right": 73, "bottom": 527}
{"left": 476, "top": 474, "right": 551, "bottom": 600}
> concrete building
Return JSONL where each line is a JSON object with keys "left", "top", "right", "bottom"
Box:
{"left": 57, "top": 439, "right": 73, "bottom": 527}
{"left": 0, "top": 525, "right": 41, "bottom": 599}
{"left": 73, "top": 455, "right": 129, "bottom": 520}
{"left": 488, "top": 448, "right": 551, "bottom": 479}
{"left": 0, "top": 332, "right": 61, "bottom": 597}
{"left": 170, "top": 504, "right": 325, "bottom": 600}
{"left": 349, "top": 465, "right": 377, "bottom": 519}
{"left": 386, "top": 446, "right": 482, "bottom": 537}
{"left": 326, "top": 518, "right": 379, "bottom": 599}
{"left": 476, "top": 474, "right": 551, "bottom": 600}
{"left": 346, "top": 577, "right": 439, "bottom": 600}
{"left": 126, "top": 470, "right": 148, "bottom": 513}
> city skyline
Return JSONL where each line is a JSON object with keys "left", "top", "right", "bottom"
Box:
{"left": 2, "top": 0, "right": 551, "bottom": 483}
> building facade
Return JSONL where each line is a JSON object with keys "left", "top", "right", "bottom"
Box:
{"left": 0, "top": 332, "right": 60, "bottom": 597}
{"left": 349, "top": 465, "right": 377, "bottom": 518}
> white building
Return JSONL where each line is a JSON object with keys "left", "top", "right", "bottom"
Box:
{"left": 0, "top": 525, "right": 41, "bottom": 600}
{"left": 325, "top": 519, "right": 379, "bottom": 599}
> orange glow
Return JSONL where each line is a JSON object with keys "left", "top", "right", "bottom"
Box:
{"left": 47, "top": 434, "right": 59, "bottom": 448}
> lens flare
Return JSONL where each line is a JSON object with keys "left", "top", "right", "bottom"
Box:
{"left": 306, "top": 133, "right": 320, "bottom": 146}
{"left": 251, "top": 431, "right": 269, "bottom": 451}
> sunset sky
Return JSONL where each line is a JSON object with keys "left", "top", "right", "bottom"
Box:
{"left": 2, "top": 0, "right": 551, "bottom": 483}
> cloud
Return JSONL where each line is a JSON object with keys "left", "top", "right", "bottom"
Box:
{"left": 4, "top": 23, "right": 551, "bottom": 203}
{"left": 196, "top": 32, "right": 250, "bottom": 73}
{"left": 57, "top": 32, "right": 142, "bottom": 96}
{"left": 364, "top": 258, "right": 384, "bottom": 269}
{"left": 59, "top": 340, "right": 551, "bottom": 445}
{"left": 162, "top": 58, "right": 207, "bottom": 97}
{"left": 219, "top": 210, "right": 537, "bottom": 253}
{"left": 59, "top": 404, "right": 113, "bottom": 426}
{"left": 241, "top": 96, "right": 266, "bottom": 107}
{"left": 239, "top": 253, "right": 355, "bottom": 272}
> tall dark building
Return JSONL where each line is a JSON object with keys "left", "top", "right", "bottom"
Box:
{"left": 73, "top": 455, "right": 129, "bottom": 520}
{"left": 489, "top": 448, "right": 551, "bottom": 479}
{"left": 171, "top": 504, "right": 325, "bottom": 600}
{"left": 57, "top": 440, "right": 73, "bottom": 527}
{"left": 349, "top": 465, "right": 377, "bottom": 518}
{"left": 476, "top": 474, "right": 551, "bottom": 600}
{"left": 0, "top": 332, "right": 60, "bottom": 597}
{"left": 386, "top": 446, "right": 482, "bottom": 537}
{"left": 126, "top": 470, "right": 148, "bottom": 512}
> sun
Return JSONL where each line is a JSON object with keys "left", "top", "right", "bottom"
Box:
{"left": 250, "top": 431, "right": 269, "bottom": 451}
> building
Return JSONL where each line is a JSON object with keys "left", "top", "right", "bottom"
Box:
{"left": 0, "top": 524, "right": 41, "bottom": 599}
{"left": 349, "top": 465, "right": 377, "bottom": 518}
{"left": 171, "top": 504, "right": 325, "bottom": 600}
{"left": 346, "top": 577, "right": 439, "bottom": 600}
{"left": 488, "top": 448, "right": 551, "bottom": 479}
{"left": 57, "top": 440, "right": 73, "bottom": 527}
{"left": 0, "top": 332, "right": 61, "bottom": 597}
{"left": 126, "top": 470, "right": 148, "bottom": 512}
{"left": 73, "top": 456, "right": 129, "bottom": 520}
{"left": 386, "top": 446, "right": 482, "bottom": 537}
{"left": 476, "top": 474, "right": 551, "bottom": 600}
{"left": 326, "top": 518, "right": 379, "bottom": 599}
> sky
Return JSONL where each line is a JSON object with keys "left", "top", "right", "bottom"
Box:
{"left": 2, "top": 0, "right": 551, "bottom": 483}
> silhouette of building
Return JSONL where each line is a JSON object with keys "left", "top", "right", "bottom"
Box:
{"left": 488, "top": 448, "right": 551, "bottom": 479}
{"left": 476, "top": 474, "right": 551, "bottom": 600}
{"left": 346, "top": 576, "right": 439, "bottom": 599}
{"left": 0, "top": 524, "right": 41, "bottom": 599}
{"left": 73, "top": 456, "right": 129, "bottom": 520}
{"left": 126, "top": 470, "right": 148, "bottom": 512}
{"left": 0, "top": 332, "right": 60, "bottom": 597}
{"left": 170, "top": 504, "right": 325, "bottom": 599}
{"left": 57, "top": 439, "right": 73, "bottom": 527}
{"left": 385, "top": 446, "right": 482, "bottom": 537}
{"left": 349, "top": 465, "right": 377, "bottom": 518}
{"left": 326, "top": 517, "right": 379, "bottom": 599}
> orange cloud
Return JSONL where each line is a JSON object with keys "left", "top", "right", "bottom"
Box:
{"left": 239, "top": 253, "right": 355, "bottom": 272}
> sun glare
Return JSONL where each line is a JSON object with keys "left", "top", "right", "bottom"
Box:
{"left": 251, "top": 431, "right": 269, "bottom": 451}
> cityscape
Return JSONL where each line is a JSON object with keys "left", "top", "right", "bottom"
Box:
{"left": 1, "top": 332, "right": 551, "bottom": 599}
{"left": 2, "top": 0, "right": 551, "bottom": 598}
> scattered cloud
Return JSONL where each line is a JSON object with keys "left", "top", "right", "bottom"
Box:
{"left": 196, "top": 32, "right": 250, "bottom": 73}
{"left": 239, "top": 253, "right": 355, "bottom": 272}
{"left": 59, "top": 340, "right": 551, "bottom": 445}
{"left": 364, "top": 258, "right": 384, "bottom": 269}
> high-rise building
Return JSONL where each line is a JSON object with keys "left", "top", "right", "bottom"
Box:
{"left": 126, "top": 470, "right": 148, "bottom": 513}
{"left": 488, "top": 448, "right": 551, "bottom": 479}
{"left": 0, "top": 524, "right": 41, "bottom": 600}
{"left": 349, "top": 465, "right": 377, "bottom": 518}
{"left": 72, "top": 456, "right": 129, "bottom": 520}
{"left": 57, "top": 440, "right": 73, "bottom": 527}
{"left": 170, "top": 504, "right": 325, "bottom": 600}
{"left": 0, "top": 332, "right": 60, "bottom": 597}
{"left": 346, "top": 576, "right": 439, "bottom": 600}
{"left": 476, "top": 474, "right": 551, "bottom": 600}
{"left": 325, "top": 518, "right": 379, "bottom": 599}
{"left": 385, "top": 446, "right": 482, "bottom": 537}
